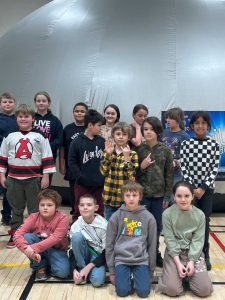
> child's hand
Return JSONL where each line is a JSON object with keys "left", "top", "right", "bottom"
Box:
{"left": 59, "top": 165, "right": 66, "bottom": 175}
{"left": 73, "top": 269, "right": 82, "bottom": 284}
{"left": 41, "top": 173, "right": 49, "bottom": 189}
{"left": 32, "top": 253, "right": 41, "bottom": 263}
{"left": 132, "top": 120, "right": 141, "bottom": 130}
{"left": 105, "top": 139, "right": 114, "bottom": 155}
{"left": 122, "top": 145, "right": 131, "bottom": 162}
{"left": 186, "top": 261, "right": 195, "bottom": 277}
{"left": 109, "top": 274, "right": 115, "bottom": 285}
{"left": 0, "top": 173, "right": 6, "bottom": 188}
{"left": 177, "top": 263, "right": 187, "bottom": 278}
{"left": 140, "top": 153, "right": 155, "bottom": 169}
{"left": 24, "top": 245, "right": 35, "bottom": 258}
{"left": 25, "top": 246, "right": 41, "bottom": 263}
{"left": 79, "top": 263, "right": 94, "bottom": 279}
{"left": 173, "top": 159, "right": 180, "bottom": 167}
{"left": 194, "top": 188, "right": 205, "bottom": 199}
{"left": 163, "top": 200, "right": 169, "bottom": 209}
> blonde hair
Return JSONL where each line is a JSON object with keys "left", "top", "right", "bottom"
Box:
{"left": 121, "top": 181, "right": 143, "bottom": 198}
{"left": 111, "top": 122, "right": 132, "bottom": 139}
{"left": 15, "top": 104, "right": 35, "bottom": 118}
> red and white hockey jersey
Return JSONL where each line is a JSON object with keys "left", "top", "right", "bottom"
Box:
{"left": 0, "top": 129, "right": 56, "bottom": 179}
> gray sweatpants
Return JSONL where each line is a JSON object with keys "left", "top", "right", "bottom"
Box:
{"left": 158, "top": 249, "right": 213, "bottom": 297}
{"left": 6, "top": 176, "right": 41, "bottom": 230}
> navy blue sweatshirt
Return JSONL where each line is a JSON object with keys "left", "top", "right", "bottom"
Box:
{"left": 68, "top": 133, "right": 105, "bottom": 187}
{"left": 0, "top": 113, "right": 18, "bottom": 146}
{"left": 33, "top": 112, "right": 63, "bottom": 160}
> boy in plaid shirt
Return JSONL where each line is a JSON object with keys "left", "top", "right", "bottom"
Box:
{"left": 100, "top": 122, "right": 138, "bottom": 220}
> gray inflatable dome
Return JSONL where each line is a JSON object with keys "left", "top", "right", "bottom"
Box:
{"left": 0, "top": 0, "right": 225, "bottom": 123}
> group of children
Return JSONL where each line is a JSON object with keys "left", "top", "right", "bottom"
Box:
{"left": 0, "top": 91, "right": 220, "bottom": 298}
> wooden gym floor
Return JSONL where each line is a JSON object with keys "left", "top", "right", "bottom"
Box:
{"left": 0, "top": 201, "right": 225, "bottom": 300}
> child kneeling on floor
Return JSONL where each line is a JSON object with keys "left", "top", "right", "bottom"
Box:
{"left": 13, "top": 189, "right": 70, "bottom": 281}
{"left": 106, "top": 181, "right": 157, "bottom": 298}
{"left": 158, "top": 181, "right": 213, "bottom": 297}
{"left": 70, "top": 194, "right": 107, "bottom": 287}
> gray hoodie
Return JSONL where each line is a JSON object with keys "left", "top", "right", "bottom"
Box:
{"left": 106, "top": 204, "right": 157, "bottom": 274}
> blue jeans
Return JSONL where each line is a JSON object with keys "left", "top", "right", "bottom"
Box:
{"left": 115, "top": 264, "right": 150, "bottom": 298}
{"left": 141, "top": 197, "right": 163, "bottom": 251}
{"left": 71, "top": 232, "right": 105, "bottom": 287}
{"left": 24, "top": 233, "right": 70, "bottom": 278}
{"left": 104, "top": 205, "right": 119, "bottom": 221}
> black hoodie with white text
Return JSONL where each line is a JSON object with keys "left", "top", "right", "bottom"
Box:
{"left": 68, "top": 133, "right": 105, "bottom": 187}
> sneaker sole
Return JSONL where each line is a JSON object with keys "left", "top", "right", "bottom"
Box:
{"left": 6, "top": 244, "right": 16, "bottom": 249}
{"left": 35, "top": 277, "right": 48, "bottom": 282}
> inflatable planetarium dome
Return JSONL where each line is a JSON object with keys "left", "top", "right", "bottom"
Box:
{"left": 0, "top": 0, "right": 225, "bottom": 122}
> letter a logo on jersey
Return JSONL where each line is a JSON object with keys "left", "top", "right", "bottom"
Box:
{"left": 15, "top": 138, "right": 33, "bottom": 159}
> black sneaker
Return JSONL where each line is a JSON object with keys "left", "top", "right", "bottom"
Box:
{"left": 205, "top": 258, "right": 212, "bottom": 271}
{"left": 1, "top": 217, "right": 11, "bottom": 226}
{"left": 156, "top": 252, "right": 163, "bottom": 267}
{"left": 35, "top": 268, "right": 48, "bottom": 281}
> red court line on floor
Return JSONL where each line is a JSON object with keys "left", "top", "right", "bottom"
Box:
{"left": 210, "top": 230, "right": 225, "bottom": 252}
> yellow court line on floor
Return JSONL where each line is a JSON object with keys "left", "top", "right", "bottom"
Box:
{"left": 212, "top": 264, "right": 225, "bottom": 269}
{"left": 0, "top": 263, "right": 29, "bottom": 267}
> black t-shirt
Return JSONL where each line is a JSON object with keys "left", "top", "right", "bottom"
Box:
{"left": 63, "top": 122, "right": 85, "bottom": 180}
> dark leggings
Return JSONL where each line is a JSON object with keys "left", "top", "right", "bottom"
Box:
{"left": 194, "top": 189, "right": 214, "bottom": 248}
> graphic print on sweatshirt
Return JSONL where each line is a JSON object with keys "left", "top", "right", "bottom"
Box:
{"left": 161, "top": 136, "right": 179, "bottom": 158}
{"left": 83, "top": 146, "right": 103, "bottom": 164}
{"left": 15, "top": 138, "right": 33, "bottom": 159}
{"left": 121, "top": 217, "right": 142, "bottom": 237}
{"left": 34, "top": 120, "right": 51, "bottom": 140}
{"left": 71, "top": 132, "right": 81, "bottom": 140}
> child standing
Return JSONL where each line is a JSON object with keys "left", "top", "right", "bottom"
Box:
{"left": 59, "top": 102, "right": 88, "bottom": 213}
{"left": 68, "top": 109, "right": 105, "bottom": 221}
{"left": 130, "top": 104, "right": 148, "bottom": 147}
{"left": 13, "top": 189, "right": 70, "bottom": 281}
{"left": 106, "top": 181, "right": 157, "bottom": 298}
{"left": 100, "top": 104, "right": 120, "bottom": 140}
{"left": 0, "top": 92, "right": 18, "bottom": 225}
{"left": 161, "top": 107, "right": 189, "bottom": 184}
{"left": 180, "top": 111, "right": 220, "bottom": 270}
{"left": 100, "top": 122, "right": 138, "bottom": 220}
{"left": 33, "top": 91, "right": 63, "bottom": 182}
{"left": 0, "top": 104, "right": 56, "bottom": 248}
{"left": 158, "top": 181, "right": 212, "bottom": 297}
{"left": 136, "top": 117, "right": 174, "bottom": 267}
{"left": 70, "top": 194, "right": 107, "bottom": 287}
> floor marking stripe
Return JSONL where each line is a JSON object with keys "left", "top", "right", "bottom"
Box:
{"left": 210, "top": 230, "right": 225, "bottom": 252}
{"left": 212, "top": 264, "right": 225, "bottom": 269}
{"left": 0, "top": 263, "right": 29, "bottom": 267}
{"left": 19, "top": 273, "right": 35, "bottom": 300}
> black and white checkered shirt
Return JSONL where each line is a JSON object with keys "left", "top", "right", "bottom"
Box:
{"left": 180, "top": 138, "right": 220, "bottom": 189}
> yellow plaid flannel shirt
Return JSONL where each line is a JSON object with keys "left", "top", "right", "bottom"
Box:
{"left": 100, "top": 150, "right": 139, "bottom": 207}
